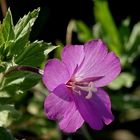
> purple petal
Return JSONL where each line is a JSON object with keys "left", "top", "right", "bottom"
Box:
{"left": 61, "top": 44, "right": 85, "bottom": 76}
{"left": 74, "top": 39, "right": 121, "bottom": 86}
{"left": 75, "top": 39, "right": 108, "bottom": 81}
{"left": 42, "top": 59, "right": 70, "bottom": 91}
{"left": 94, "top": 52, "right": 121, "bottom": 87}
{"left": 73, "top": 88, "right": 114, "bottom": 130}
{"left": 44, "top": 84, "right": 84, "bottom": 133}
{"left": 96, "top": 88, "right": 114, "bottom": 125}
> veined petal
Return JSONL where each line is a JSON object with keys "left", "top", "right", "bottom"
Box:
{"left": 96, "top": 88, "right": 114, "bottom": 125}
{"left": 61, "top": 44, "right": 85, "bottom": 76}
{"left": 74, "top": 39, "right": 121, "bottom": 86}
{"left": 94, "top": 52, "right": 121, "bottom": 87}
{"left": 75, "top": 39, "right": 108, "bottom": 81}
{"left": 42, "top": 59, "right": 70, "bottom": 91}
{"left": 73, "top": 88, "right": 114, "bottom": 130}
{"left": 44, "top": 84, "right": 84, "bottom": 133}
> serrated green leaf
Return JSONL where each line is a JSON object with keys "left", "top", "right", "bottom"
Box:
{"left": 1, "top": 9, "right": 15, "bottom": 42}
{"left": 14, "top": 8, "right": 40, "bottom": 39}
{"left": 15, "top": 41, "right": 57, "bottom": 67}
{"left": 94, "top": 0, "right": 122, "bottom": 55}
{"left": 44, "top": 44, "right": 59, "bottom": 56}
{"left": 0, "top": 127, "right": 15, "bottom": 140}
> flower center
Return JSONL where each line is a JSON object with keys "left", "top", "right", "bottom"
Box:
{"left": 66, "top": 80, "right": 97, "bottom": 99}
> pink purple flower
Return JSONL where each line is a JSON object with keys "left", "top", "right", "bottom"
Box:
{"left": 42, "top": 39, "right": 121, "bottom": 133}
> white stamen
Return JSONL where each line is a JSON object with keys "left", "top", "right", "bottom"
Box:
{"left": 72, "top": 85, "right": 81, "bottom": 95}
{"left": 89, "top": 82, "right": 97, "bottom": 92}
{"left": 85, "top": 90, "right": 93, "bottom": 99}
{"left": 66, "top": 81, "right": 97, "bottom": 99}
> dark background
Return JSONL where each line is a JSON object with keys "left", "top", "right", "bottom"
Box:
{"left": 1, "top": 0, "right": 140, "bottom": 44}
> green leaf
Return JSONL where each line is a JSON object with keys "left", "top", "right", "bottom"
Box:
{"left": 0, "top": 104, "right": 21, "bottom": 127}
{"left": 75, "top": 20, "right": 93, "bottom": 42}
{"left": 0, "top": 71, "right": 41, "bottom": 95}
{"left": 119, "top": 18, "right": 131, "bottom": 45}
{"left": 94, "top": 0, "right": 122, "bottom": 55}
{"left": 126, "top": 22, "right": 140, "bottom": 62}
{"left": 108, "top": 72, "right": 135, "bottom": 90}
{"left": 0, "top": 9, "right": 15, "bottom": 43}
{"left": 9, "top": 8, "right": 40, "bottom": 56}
{"left": 44, "top": 43, "right": 59, "bottom": 56}
{"left": 0, "top": 127, "right": 15, "bottom": 140}
{"left": 9, "top": 30, "right": 30, "bottom": 56}
{"left": 0, "top": 97, "right": 13, "bottom": 105}
{"left": 15, "top": 41, "right": 57, "bottom": 67}
{"left": 14, "top": 8, "right": 40, "bottom": 39}
{"left": 0, "top": 110, "right": 9, "bottom": 127}
{"left": 92, "top": 23, "right": 103, "bottom": 38}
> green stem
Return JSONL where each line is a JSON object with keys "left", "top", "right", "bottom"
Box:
{"left": 81, "top": 125, "right": 93, "bottom": 140}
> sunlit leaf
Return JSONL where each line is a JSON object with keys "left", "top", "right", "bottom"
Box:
{"left": 14, "top": 8, "right": 40, "bottom": 39}
{"left": 15, "top": 41, "right": 57, "bottom": 67}
{"left": 0, "top": 9, "right": 15, "bottom": 43}
{"left": 0, "top": 104, "right": 21, "bottom": 127}
{"left": 0, "top": 71, "right": 41, "bottom": 94}
{"left": 108, "top": 72, "right": 135, "bottom": 90}
{"left": 94, "top": 0, "right": 122, "bottom": 55}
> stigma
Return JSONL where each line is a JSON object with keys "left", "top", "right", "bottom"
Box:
{"left": 66, "top": 81, "right": 97, "bottom": 99}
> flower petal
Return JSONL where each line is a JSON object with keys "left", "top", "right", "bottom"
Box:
{"left": 42, "top": 59, "right": 70, "bottom": 91}
{"left": 96, "top": 88, "right": 114, "bottom": 125}
{"left": 74, "top": 39, "right": 121, "bottom": 86}
{"left": 94, "top": 52, "right": 121, "bottom": 87}
{"left": 44, "top": 84, "right": 84, "bottom": 133}
{"left": 75, "top": 39, "right": 108, "bottom": 81}
{"left": 73, "top": 88, "right": 114, "bottom": 130}
{"left": 61, "top": 44, "right": 85, "bottom": 76}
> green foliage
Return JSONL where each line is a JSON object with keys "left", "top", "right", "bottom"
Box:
{"left": 111, "top": 94, "right": 140, "bottom": 111}
{"left": 0, "top": 9, "right": 15, "bottom": 43}
{"left": 94, "top": 0, "right": 123, "bottom": 55}
{"left": 0, "top": 127, "right": 15, "bottom": 140}
{"left": 108, "top": 72, "right": 135, "bottom": 90}
{"left": 0, "top": 8, "right": 58, "bottom": 137}
{"left": 75, "top": 20, "right": 93, "bottom": 42}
